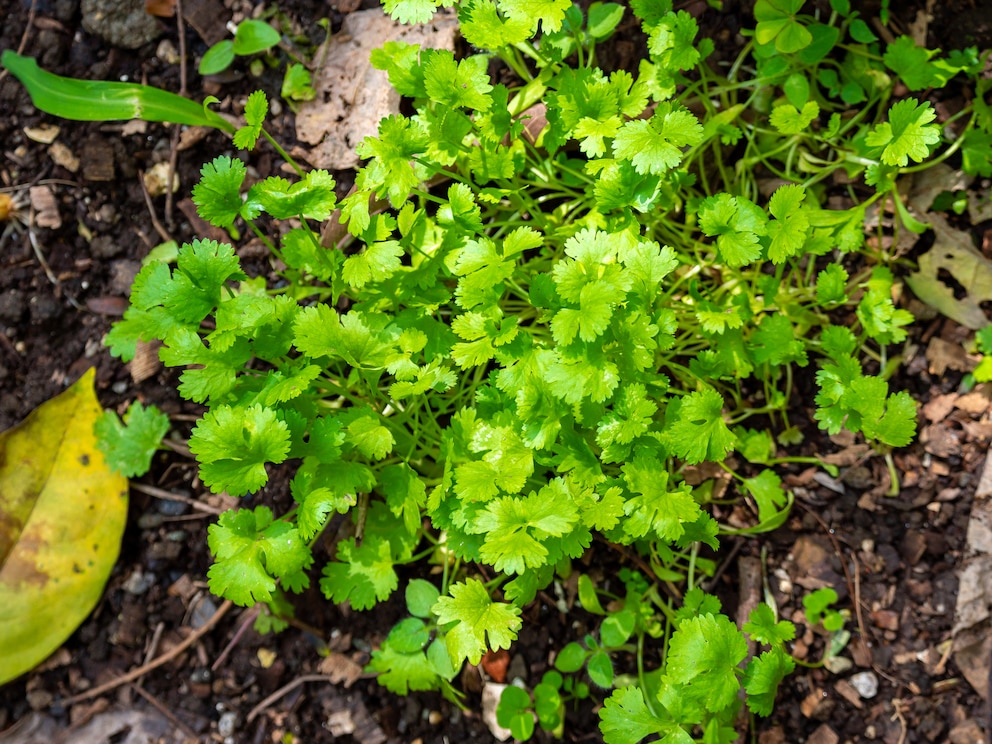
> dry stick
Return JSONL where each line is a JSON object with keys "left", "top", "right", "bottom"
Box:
{"left": 796, "top": 500, "right": 873, "bottom": 665}
{"left": 211, "top": 604, "right": 261, "bottom": 672}
{"left": 246, "top": 675, "right": 339, "bottom": 724}
{"left": 136, "top": 621, "right": 166, "bottom": 689}
{"left": 130, "top": 481, "right": 225, "bottom": 515}
{"left": 164, "top": 0, "right": 188, "bottom": 229}
{"left": 128, "top": 682, "right": 199, "bottom": 740}
{"left": 59, "top": 599, "right": 233, "bottom": 706}
{"left": 0, "top": 0, "right": 38, "bottom": 84}
{"left": 137, "top": 169, "right": 174, "bottom": 244}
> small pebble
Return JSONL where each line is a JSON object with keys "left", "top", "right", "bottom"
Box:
{"left": 849, "top": 671, "right": 879, "bottom": 699}
{"left": 137, "top": 512, "right": 164, "bottom": 529}
{"left": 218, "top": 711, "right": 238, "bottom": 737}
{"left": 190, "top": 596, "right": 218, "bottom": 629}
{"left": 123, "top": 568, "right": 155, "bottom": 595}
{"left": 157, "top": 498, "right": 189, "bottom": 517}
{"left": 165, "top": 529, "right": 188, "bottom": 542}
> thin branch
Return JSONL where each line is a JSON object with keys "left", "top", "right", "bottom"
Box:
{"left": 59, "top": 600, "right": 233, "bottom": 706}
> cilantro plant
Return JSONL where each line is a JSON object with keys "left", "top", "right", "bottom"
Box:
{"left": 10, "top": 0, "right": 982, "bottom": 739}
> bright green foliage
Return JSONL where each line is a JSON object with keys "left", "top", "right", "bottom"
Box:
{"left": 663, "top": 389, "right": 737, "bottom": 464}
{"left": 207, "top": 506, "right": 311, "bottom": 606}
{"left": 60, "top": 0, "right": 963, "bottom": 736}
{"left": 666, "top": 614, "right": 748, "bottom": 713}
{"left": 433, "top": 578, "right": 522, "bottom": 666}
{"left": 743, "top": 604, "right": 795, "bottom": 646}
{"left": 234, "top": 90, "right": 267, "bottom": 150}
{"left": 866, "top": 98, "right": 941, "bottom": 166}
{"left": 192, "top": 157, "right": 247, "bottom": 228}
{"left": 189, "top": 404, "right": 291, "bottom": 495}
{"left": 320, "top": 537, "right": 399, "bottom": 610}
{"left": 613, "top": 103, "right": 703, "bottom": 175}
{"left": 754, "top": 0, "right": 811, "bottom": 54}
{"left": 95, "top": 401, "right": 170, "bottom": 478}
{"left": 769, "top": 101, "right": 819, "bottom": 135}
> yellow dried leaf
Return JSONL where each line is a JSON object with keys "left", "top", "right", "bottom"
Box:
{"left": 0, "top": 368, "right": 128, "bottom": 684}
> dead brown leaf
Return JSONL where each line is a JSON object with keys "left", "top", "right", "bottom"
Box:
{"left": 295, "top": 10, "right": 458, "bottom": 170}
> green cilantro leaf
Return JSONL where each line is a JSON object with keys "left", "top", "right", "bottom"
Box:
{"left": 432, "top": 578, "right": 522, "bottom": 666}
{"left": 883, "top": 36, "right": 937, "bottom": 91}
{"left": 666, "top": 613, "right": 747, "bottom": 713}
{"left": 459, "top": 0, "right": 532, "bottom": 49}
{"left": 357, "top": 115, "right": 430, "bottom": 207}
{"left": 769, "top": 101, "right": 819, "bottom": 135}
{"left": 621, "top": 455, "right": 700, "bottom": 542}
{"left": 383, "top": 0, "right": 441, "bottom": 23}
{"left": 698, "top": 193, "right": 768, "bottom": 268}
{"left": 613, "top": 103, "right": 703, "bottom": 175}
{"left": 207, "top": 506, "right": 312, "bottom": 606}
{"left": 599, "top": 687, "right": 680, "bottom": 744}
{"left": 742, "top": 470, "right": 791, "bottom": 531}
{"left": 320, "top": 536, "right": 399, "bottom": 610}
{"left": 95, "top": 401, "right": 170, "bottom": 478}
{"left": 343, "top": 240, "right": 403, "bottom": 289}
{"left": 662, "top": 389, "right": 738, "bottom": 463}
{"left": 750, "top": 314, "right": 808, "bottom": 367}
{"left": 245, "top": 170, "right": 337, "bottom": 220}
{"left": 473, "top": 480, "right": 579, "bottom": 574}
{"left": 961, "top": 128, "right": 992, "bottom": 177}
{"left": 743, "top": 604, "right": 796, "bottom": 647}
{"left": 233, "top": 89, "right": 267, "bottom": 150}
{"left": 367, "top": 631, "right": 441, "bottom": 694}
{"left": 498, "top": 0, "right": 572, "bottom": 33}
{"left": 744, "top": 647, "right": 796, "bottom": 716}
{"left": 424, "top": 51, "right": 493, "bottom": 111}
{"left": 865, "top": 98, "right": 941, "bottom": 167}
{"left": 754, "top": 0, "right": 811, "bottom": 54}
{"left": 816, "top": 264, "right": 849, "bottom": 305}
{"left": 192, "top": 156, "right": 246, "bottom": 228}
{"left": 188, "top": 404, "right": 291, "bottom": 495}
{"left": 767, "top": 184, "right": 810, "bottom": 264}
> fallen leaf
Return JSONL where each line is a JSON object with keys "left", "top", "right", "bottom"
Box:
{"left": 906, "top": 211, "right": 992, "bottom": 329}
{"left": 925, "top": 337, "right": 976, "bottom": 376}
{"left": 0, "top": 369, "right": 128, "bottom": 685}
{"left": 295, "top": 9, "right": 458, "bottom": 170}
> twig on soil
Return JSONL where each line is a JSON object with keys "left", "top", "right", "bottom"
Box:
{"left": 58, "top": 599, "right": 233, "bottom": 707}
{"left": 796, "top": 501, "right": 874, "bottom": 664}
{"left": 245, "top": 675, "right": 343, "bottom": 724}
{"left": 164, "top": 0, "right": 187, "bottom": 228}
{"left": 0, "top": 0, "right": 37, "bottom": 84}
{"left": 890, "top": 698, "right": 909, "bottom": 744}
{"left": 137, "top": 169, "right": 174, "bottom": 244}
{"left": 27, "top": 225, "right": 81, "bottom": 310}
{"left": 211, "top": 604, "right": 260, "bottom": 672}
{"left": 128, "top": 682, "right": 199, "bottom": 739}
{"left": 130, "top": 481, "right": 225, "bottom": 515}
{"left": 136, "top": 620, "right": 166, "bottom": 688}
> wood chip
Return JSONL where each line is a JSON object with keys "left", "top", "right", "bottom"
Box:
{"left": 129, "top": 339, "right": 162, "bottom": 383}
{"left": 833, "top": 679, "right": 864, "bottom": 709}
{"left": 29, "top": 185, "right": 61, "bottom": 229}
{"left": 805, "top": 724, "right": 839, "bottom": 744}
{"left": 48, "top": 141, "right": 80, "bottom": 172}
{"left": 81, "top": 136, "right": 115, "bottom": 181}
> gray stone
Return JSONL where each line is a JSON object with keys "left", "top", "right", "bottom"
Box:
{"left": 82, "top": 0, "right": 162, "bottom": 49}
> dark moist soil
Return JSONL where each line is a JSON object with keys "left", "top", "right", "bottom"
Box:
{"left": 1, "top": 1, "right": 990, "bottom": 742}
